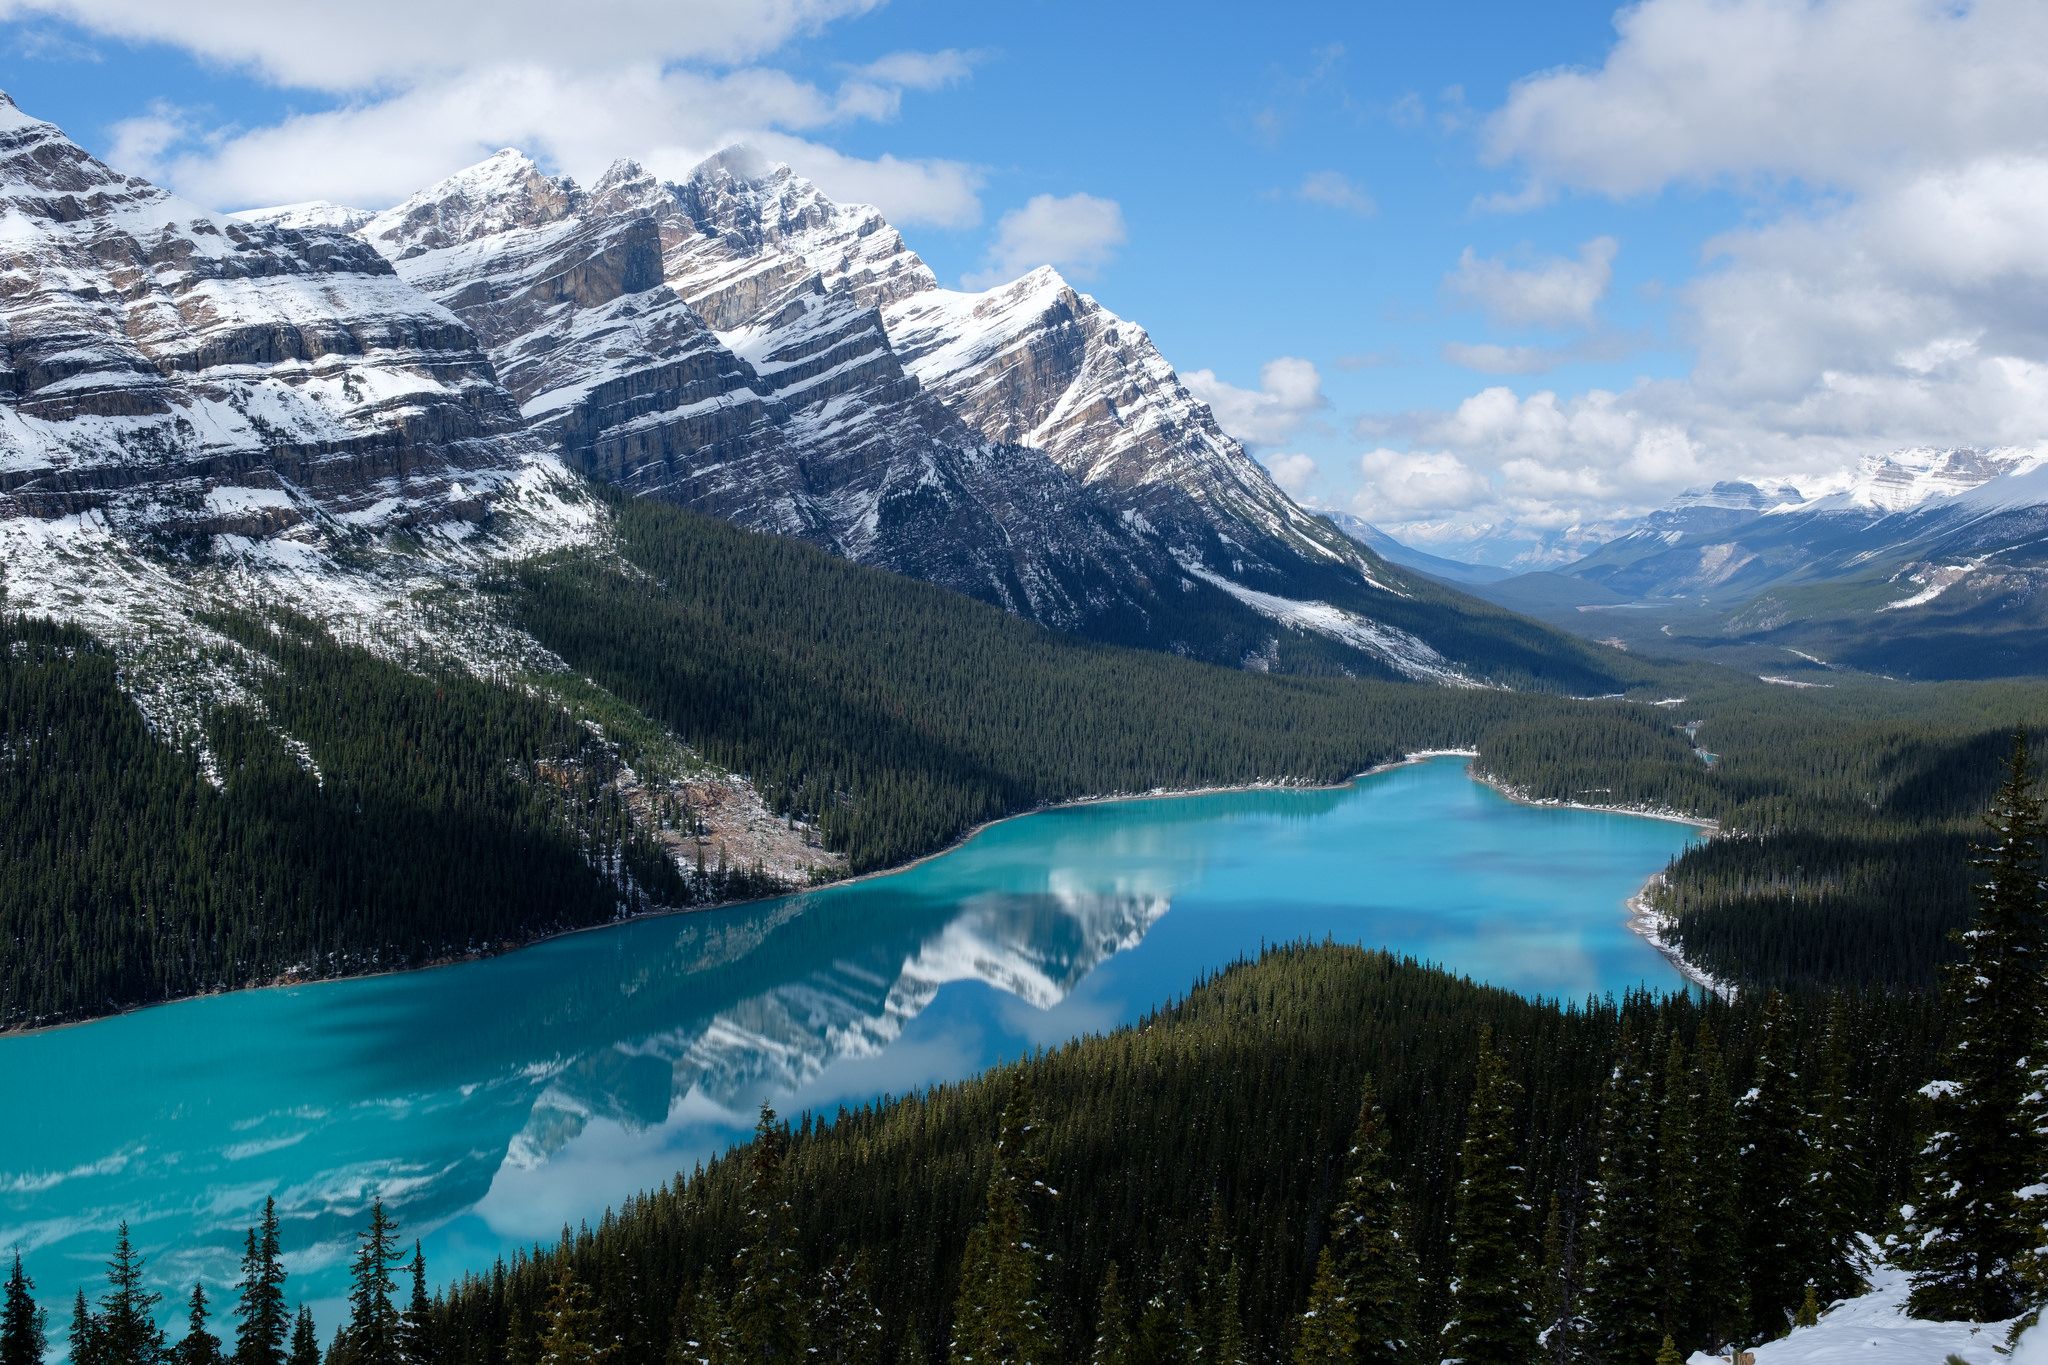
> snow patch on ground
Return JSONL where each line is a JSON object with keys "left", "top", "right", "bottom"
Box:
{"left": 1689, "top": 1267, "right": 2012, "bottom": 1365}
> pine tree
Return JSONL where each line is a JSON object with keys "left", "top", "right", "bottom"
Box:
{"left": 947, "top": 1089, "right": 1054, "bottom": 1365}
{"left": 1687, "top": 1023, "right": 1747, "bottom": 1351}
{"left": 99, "top": 1222, "right": 166, "bottom": 1365}
{"left": 1582, "top": 1028, "right": 1662, "bottom": 1364}
{"left": 534, "top": 1266, "right": 612, "bottom": 1365}
{"left": 1740, "top": 993, "right": 1813, "bottom": 1339}
{"left": 0, "top": 1254, "right": 46, "bottom": 1365}
{"left": 341, "top": 1201, "right": 405, "bottom": 1365}
{"left": 287, "top": 1310, "right": 320, "bottom": 1365}
{"left": 1321, "top": 1080, "right": 1418, "bottom": 1363}
{"left": 1087, "top": 1265, "right": 1132, "bottom": 1365}
{"left": 1909, "top": 732, "right": 2048, "bottom": 1322}
{"left": 1194, "top": 1205, "right": 1248, "bottom": 1365}
{"left": 1292, "top": 1247, "right": 1357, "bottom": 1364}
{"left": 1537, "top": 1189, "right": 1588, "bottom": 1365}
{"left": 177, "top": 1285, "right": 224, "bottom": 1365}
{"left": 399, "top": 1245, "right": 435, "bottom": 1365}
{"left": 235, "top": 1200, "right": 290, "bottom": 1365}
{"left": 1793, "top": 1284, "right": 1820, "bottom": 1328}
{"left": 1440, "top": 1030, "right": 1537, "bottom": 1365}
{"left": 811, "top": 1257, "right": 883, "bottom": 1365}
{"left": 71, "top": 1289, "right": 103, "bottom": 1365}
{"left": 1808, "top": 1002, "right": 1870, "bottom": 1304}
{"left": 730, "top": 1106, "right": 805, "bottom": 1362}
{"left": 1654, "top": 1030, "right": 1697, "bottom": 1345}
{"left": 1654, "top": 1334, "right": 1683, "bottom": 1365}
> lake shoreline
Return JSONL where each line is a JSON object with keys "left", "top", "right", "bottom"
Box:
{"left": 1465, "top": 768, "right": 1727, "bottom": 996}
{"left": 1, "top": 750, "right": 1719, "bottom": 1037}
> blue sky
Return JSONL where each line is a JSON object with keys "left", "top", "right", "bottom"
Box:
{"left": 8, "top": 0, "right": 2046, "bottom": 565}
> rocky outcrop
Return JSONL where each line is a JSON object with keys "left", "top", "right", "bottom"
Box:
{"left": 0, "top": 93, "right": 531, "bottom": 543}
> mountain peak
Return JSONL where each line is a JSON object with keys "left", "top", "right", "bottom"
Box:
{"left": 689, "top": 143, "right": 787, "bottom": 187}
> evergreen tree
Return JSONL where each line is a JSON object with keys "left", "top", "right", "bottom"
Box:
{"left": 1808, "top": 1002, "right": 1870, "bottom": 1303}
{"left": 71, "top": 1289, "right": 102, "bottom": 1365}
{"left": 1321, "top": 1081, "right": 1418, "bottom": 1363}
{"left": 287, "top": 1310, "right": 320, "bottom": 1365}
{"left": 729, "top": 1106, "right": 805, "bottom": 1362}
{"left": 234, "top": 1200, "right": 290, "bottom": 1365}
{"left": 1291, "top": 1248, "right": 1357, "bottom": 1365}
{"left": 1740, "top": 993, "right": 1813, "bottom": 1339}
{"left": 176, "top": 1286, "right": 224, "bottom": 1365}
{"left": 0, "top": 1255, "right": 45, "bottom": 1365}
{"left": 1687, "top": 1023, "right": 1747, "bottom": 1351}
{"left": 1194, "top": 1206, "right": 1248, "bottom": 1365}
{"left": 1654, "top": 1030, "right": 1697, "bottom": 1344}
{"left": 1654, "top": 1334, "right": 1683, "bottom": 1365}
{"left": 1440, "top": 1031, "right": 1536, "bottom": 1365}
{"left": 341, "top": 1201, "right": 405, "bottom": 1365}
{"left": 1581, "top": 1028, "right": 1661, "bottom": 1364}
{"left": 811, "top": 1257, "right": 884, "bottom": 1365}
{"left": 1909, "top": 732, "right": 2048, "bottom": 1322}
{"left": 1537, "top": 1193, "right": 1587, "bottom": 1365}
{"left": 99, "top": 1223, "right": 166, "bottom": 1365}
{"left": 398, "top": 1245, "right": 435, "bottom": 1365}
{"left": 534, "top": 1266, "right": 612, "bottom": 1365}
{"left": 947, "top": 1090, "right": 1054, "bottom": 1365}
{"left": 1087, "top": 1265, "right": 1131, "bottom": 1365}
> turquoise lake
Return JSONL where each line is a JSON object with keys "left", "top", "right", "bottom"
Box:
{"left": 0, "top": 756, "right": 1698, "bottom": 1326}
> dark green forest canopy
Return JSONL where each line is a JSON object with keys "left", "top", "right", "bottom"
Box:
{"left": 2, "top": 495, "right": 2042, "bottom": 1025}
{"left": 424, "top": 945, "right": 1937, "bottom": 1363}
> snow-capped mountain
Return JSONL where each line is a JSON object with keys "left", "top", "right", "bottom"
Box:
{"left": 272, "top": 142, "right": 1619, "bottom": 686}
{"left": 0, "top": 92, "right": 531, "bottom": 545}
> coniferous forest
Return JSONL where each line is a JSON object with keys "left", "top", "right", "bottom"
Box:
{"left": 3, "top": 495, "right": 2044, "bottom": 1026}
{"left": 14, "top": 734, "right": 2047, "bottom": 1364}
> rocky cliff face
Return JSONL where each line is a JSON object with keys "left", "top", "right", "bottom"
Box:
{"left": 0, "top": 93, "right": 532, "bottom": 544}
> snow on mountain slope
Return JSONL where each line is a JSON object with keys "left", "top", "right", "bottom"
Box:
{"left": 1798, "top": 446, "right": 2043, "bottom": 515}
{"left": 358, "top": 148, "right": 1171, "bottom": 633}
{"left": 232, "top": 200, "right": 375, "bottom": 234}
{"left": 882, "top": 264, "right": 1373, "bottom": 589}
{"left": 0, "top": 92, "right": 532, "bottom": 545}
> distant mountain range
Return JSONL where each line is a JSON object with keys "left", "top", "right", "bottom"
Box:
{"left": 1363, "top": 449, "right": 2048, "bottom": 679}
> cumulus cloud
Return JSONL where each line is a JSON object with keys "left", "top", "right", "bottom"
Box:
{"left": 1260, "top": 452, "right": 1321, "bottom": 497}
{"left": 1447, "top": 236, "right": 1616, "bottom": 329}
{"left": 1352, "top": 0, "right": 2048, "bottom": 563}
{"left": 963, "top": 192, "right": 1126, "bottom": 288}
{"left": 1484, "top": 0, "right": 2048, "bottom": 199}
{"left": 1295, "top": 170, "right": 1375, "bottom": 215}
{"left": 14, "top": 0, "right": 985, "bottom": 226}
{"left": 1184, "top": 357, "right": 1327, "bottom": 447}
{"left": 0, "top": 0, "right": 882, "bottom": 89}
{"left": 1353, "top": 449, "right": 1488, "bottom": 514}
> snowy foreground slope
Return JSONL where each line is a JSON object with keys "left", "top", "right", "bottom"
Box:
{"left": 1689, "top": 1268, "right": 2014, "bottom": 1365}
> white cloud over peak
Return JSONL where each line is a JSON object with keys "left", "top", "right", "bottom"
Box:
{"left": 1447, "top": 236, "right": 1616, "bottom": 329}
{"left": 963, "top": 192, "right": 1126, "bottom": 288}
{"left": 22, "top": 2, "right": 985, "bottom": 227}
{"left": 1185, "top": 357, "right": 1328, "bottom": 447}
{"left": 1259, "top": 452, "right": 1321, "bottom": 498}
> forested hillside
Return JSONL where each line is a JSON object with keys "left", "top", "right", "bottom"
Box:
{"left": 4, "top": 492, "right": 2041, "bottom": 1025}
{"left": 380, "top": 948, "right": 1939, "bottom": 1361}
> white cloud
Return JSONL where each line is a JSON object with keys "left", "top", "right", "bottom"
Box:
{"left": 18, "top": 1, "right": 985, "bottom": 226}
{"left": 963, "top": 192, "right": 1125, "bottom": 288}
{"left": 1484, "top": 0, "right": 2048, "bottom": 199}
{"left": 1353, "top": 449, "right": 1488, "bottom": 515}
{"left": 1260, "top": 452, "right": 1321, "bottom": 497}
{"left": 846, "top": 49, "right": 981, "bottom": 90}
{"left": 1447, "top": 236, "right": 1616, "bottom": 329}
{"left": 98, "top": 62, "right": 983, "bottom": 226}
{"left": 0, "top": 0, "right": 882, "bottom": 90}
{"left": 1184, "top": 357, "right": 1327, "bottom": 447}
{"left": 1296, "top": 170, "right": 1375, "bottom": 216}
